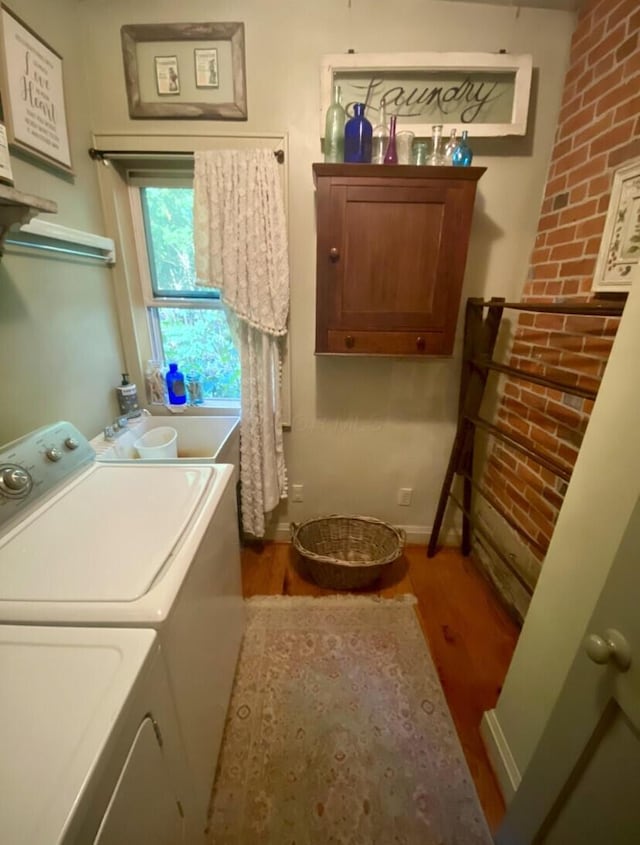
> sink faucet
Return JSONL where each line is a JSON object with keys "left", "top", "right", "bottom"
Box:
{"left": 103, "top": 416, "right": 130, "bottom": 441}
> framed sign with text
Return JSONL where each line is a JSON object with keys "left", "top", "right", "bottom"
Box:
{"left": 0, "top": 4, "right": 73, "bottom": 174}
{"left": 321, "top": 52, "right": 532, "bottom": 139}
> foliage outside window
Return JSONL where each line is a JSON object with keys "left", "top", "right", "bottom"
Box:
{"left": 140, "top": 186, "right": 240, "bottom": 401}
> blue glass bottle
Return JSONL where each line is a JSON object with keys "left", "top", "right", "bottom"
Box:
{"left": 166, "top": 362, "right": 186, "bottom": 405}
{"left": 344, "top": 103, "right": 372, "bottom": 163}
{"left": 452, "top": 130, "right": 473, "bottom": 167}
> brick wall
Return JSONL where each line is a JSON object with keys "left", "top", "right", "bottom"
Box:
{"left": 478, "top": 0, "right": 638, "bottom": 610}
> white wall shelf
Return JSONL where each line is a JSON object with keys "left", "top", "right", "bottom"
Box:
{"left": 4, "top": 217, "right": 116, "bottom": 264}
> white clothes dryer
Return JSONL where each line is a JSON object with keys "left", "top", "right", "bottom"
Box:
{"left": 0, "top": 422, "right": 245, "bottom": 842}
{"left": 0, "top": 625, "right": 191, "bottom": 845}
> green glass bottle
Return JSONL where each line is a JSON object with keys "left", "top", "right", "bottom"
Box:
{"left": 324, "top": 84, "right": 345, "bottom": 163}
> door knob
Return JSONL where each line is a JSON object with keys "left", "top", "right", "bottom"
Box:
{"left": 329, "top": 247, "right": 340, "bottom": 261}
{"left": 584, "top": 628, "right": 631, "bottom": 671}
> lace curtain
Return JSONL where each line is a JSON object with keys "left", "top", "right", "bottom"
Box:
{"left": 194, "top": 149, "right": 289, "bottom": 537}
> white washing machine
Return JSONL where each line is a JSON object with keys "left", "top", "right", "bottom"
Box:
{"left": 0, "top": 625, "right": 191, "bottom": 844}
{"left": 0, "top": 422, "right": 246, "bottom": 843}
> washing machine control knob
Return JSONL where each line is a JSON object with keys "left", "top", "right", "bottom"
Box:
{"left": 0, "top": 465, "right": 33, "bottom": 498}
{"left": 64, "top": 437, "right": 79, "bottom": 450}
{"left": 45, "top": 447, "right": 62, "bottom": 462}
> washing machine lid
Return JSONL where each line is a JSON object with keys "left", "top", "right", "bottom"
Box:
{"left": 0, "top": 625, "right": 156, "bottom": 845}
{"left": 0, "top": 463, "right": 214, "bottom": 601}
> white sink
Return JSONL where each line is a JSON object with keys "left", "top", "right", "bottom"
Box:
{"left": 94, "top": 415, "right": 240, "bottom": 467}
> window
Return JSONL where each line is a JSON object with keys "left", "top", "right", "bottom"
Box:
{"left": 135, "top": 184, "right": 240, "bottom": 402}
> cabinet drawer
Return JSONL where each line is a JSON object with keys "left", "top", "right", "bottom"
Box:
{"left": 324, "top": 330, "right": 447, "bottom": 356}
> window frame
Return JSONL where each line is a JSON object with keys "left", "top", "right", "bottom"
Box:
{"left": 129, "top": 181, "right": 242, "bottom": 406}
{"left": 92, "top": 131, "right": 290, "bottom": 422}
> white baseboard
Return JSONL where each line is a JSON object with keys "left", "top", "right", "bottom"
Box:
{"left": 270, "top": 522, "right": 461, "bottom": 546}
{"left": 480, "top": 709, "right": 521, "bottom": 803}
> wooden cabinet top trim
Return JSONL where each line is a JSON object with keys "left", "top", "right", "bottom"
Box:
{"left": 312, "top": 163, "right": 486, "bottom": 183}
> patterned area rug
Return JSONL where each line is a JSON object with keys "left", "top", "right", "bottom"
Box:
{"left": 208, "top": 595, "right": 492, "bottom": 845}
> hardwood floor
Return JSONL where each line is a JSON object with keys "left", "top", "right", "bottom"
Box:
{"left": 241, "top": 541, "right": 520, "bottom": 834}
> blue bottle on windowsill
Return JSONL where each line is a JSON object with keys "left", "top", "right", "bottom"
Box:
{"left": 166, "top": 362, "right": 186, "bottom": 405}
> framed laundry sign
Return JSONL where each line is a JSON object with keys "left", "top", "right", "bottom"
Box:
{"left": 0, "top": 3, "right": 73, "bottom": 174}
{"left": 592, "top": 157, "right": 640, "bottom": 293}
{"left": 320, "top": 52, "right": 532, "bottom": 138}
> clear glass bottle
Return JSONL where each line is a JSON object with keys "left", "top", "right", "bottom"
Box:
{"left": 344, "top": 103, "right": 372, "bottom": 163}
{"left": 426, "top": 124, "right": 447, "bottom": 166}
{"left": 371, "top": 101, "right": 388, "bottom": 165}
{"left": 186, "top": 373, "right": 204, "bottom": 406}
{"left": 145, "top": 359, "right": 166, "bottom": 405}
{"left": 383, "top": 114, "right": 398, "bottom": 164}
{"left": 452, "top": 130, "right": 474, "bottom": 167}
{"left": 324, "top": 84, "right": 345, "bottom": 163}
{"left": 444, "top": 128, "right": 458, "bottom": 164}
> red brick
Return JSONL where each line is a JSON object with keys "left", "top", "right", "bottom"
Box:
{"left": 534, "top": 263, "right": 561, "bottom": 280}
{"left": 616, "top": 32, "right": 638, "bottom": 62}
{"left": 574, "top": 110, "right": 615, "bottom": 150}
{"left": 558, "top": 442, "right": 580, "bottom": 465}
{"left": 615, "top": 94, "right": 640, "bottom": 125}
{"left": 576, "top": 214, "right": 607, "bottom": 239}
{"left": 584, "top": 335, "right": 615, "bottom": 356}
{"left": 518, "top": 313, "right": 535, "bottom": 327}
{"left": 524, "top": 487, "right": 556, "bottom": 522}
{"left": 538, "top": 211, "right": 560, "bottom": 232}
{"left": 585, "top": 236, "right": 604, "bottom": 255}
{"left": 541, "top": 485, "right": 565, "bottom": 510}
{"left": 582, "top": 65, "right": 625, "bottom": 109}
{"left": 588, "top": 175, "right": 611, "bottom": 198}
{"left": 534, "top": 313, "right": 566, "bottom": 331}
{"left": 546, "top": 224, "right": 578, "bottom": 246}
{"left": 560, "top": 257, "right": 597, "bottom": 277}
{"left": 552, "top": 137, "right": 574, "bottom": 164}
{"left": 564, "top": 314, "right": 608, "bottom": 334}
{"left": 609, "top": 0, "right": 640, "bottom": 29}
{"left": 545, "top": 281, "right": 565, "bottom": 297}
{"left": 597, "top": 77, "right": 640, "bottom": 115}
{"left": 587, "top": 22, "right": 627, "bottom": 66}
{"left": 565, "top": 154, "right": 609, "bottom": 187}
{"left": 550, "top": 241, "right": 585, "bottom": 261}
{"left": 591, "top": 117, "right": 636, "bottom": 156}
{"left": 528, "top": 506, "right": 556, "bottom": 537}
{"left": 530, "top": 423, "right": 559, "bottom": 453}
{"left": 546, "top": 400, "right": 583, "bottom": 428}
{"left": 609, "top": 138, "right": 640, "bottom": 168}
{"left": 576, "top": 373, "right": 602, "bottom": 393}
{"left": 547, "top": 331, "right": 584, "bottom": 352}
{"left": 560, "top": 282, "right": 583, "bottom": 297}
{"left": 571, "top": 18, "right": 606, "bottom": 65}
{"left": 520, "top": 389, "right": 548, "bottom": 413}
{"left": 569, "top": 182, "right": 589, "bottom": 204}
{"left": 531, "top": 247, "right": 551, "bottom": 264}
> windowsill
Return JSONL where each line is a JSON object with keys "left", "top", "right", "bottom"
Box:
{"left": 146, "top": 400, "right": 240, "bottom": 418}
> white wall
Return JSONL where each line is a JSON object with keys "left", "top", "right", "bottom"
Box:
{"left": 74, "top": 0, "right": 576, "bottom": 534}
{"left": 0, "top": 0, "right": 124, "bottom": 444}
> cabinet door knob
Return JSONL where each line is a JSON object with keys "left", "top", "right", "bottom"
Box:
{"left": 416, "top": 336, "right": 426, "bottom": 351}
{"left": 329, "top": 247, "right": 340, "bottom": 262}
{"left": 345, "top": 335, "right": 355, "bottom": 349}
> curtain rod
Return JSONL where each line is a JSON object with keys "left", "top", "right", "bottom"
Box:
{"left": 88, "top": 147, "right": 285, "bottom": 164}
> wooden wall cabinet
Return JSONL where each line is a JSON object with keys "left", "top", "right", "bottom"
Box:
{"left": 313, "top": 163, "right": 485, "bottom": 356}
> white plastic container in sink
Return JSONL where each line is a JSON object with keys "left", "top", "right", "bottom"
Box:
{"left": 94, "top": 415, "right": 239, "bottom": 469}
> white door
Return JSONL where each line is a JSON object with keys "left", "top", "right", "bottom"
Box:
{"left": 496, "top": 495, "right": 640, "bottom": 845}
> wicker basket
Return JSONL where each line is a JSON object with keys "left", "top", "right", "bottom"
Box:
{"left": 291, "top": 515, "right": 405, "bottom": 590}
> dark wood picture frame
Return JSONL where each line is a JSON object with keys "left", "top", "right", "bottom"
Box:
{"left": 121, "top": 22, "right": 247, "bottom": 120}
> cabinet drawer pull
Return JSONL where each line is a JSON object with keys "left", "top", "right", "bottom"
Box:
{"left": 416, "top": 336, "right": 426, "bottom": 351}
{"left": 345, "top": 335, "right": 355, "bottom": 349}
{"left": 329, "top": 247, "right": 340, "bottom": 261}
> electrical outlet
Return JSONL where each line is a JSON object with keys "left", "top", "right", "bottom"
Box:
{"left": 397, "top": 487, "right": 412, "bottom": 506}
{"left": 291, "top": 484, "right": 304, "bottom": 503}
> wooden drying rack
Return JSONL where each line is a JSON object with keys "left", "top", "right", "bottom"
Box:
{"left": 427, "top": 296, "right": 626, "bottom": 594}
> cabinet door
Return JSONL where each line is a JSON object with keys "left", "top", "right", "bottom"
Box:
{"left": 315, "top": 177, "right": 477, "bottom": 355}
